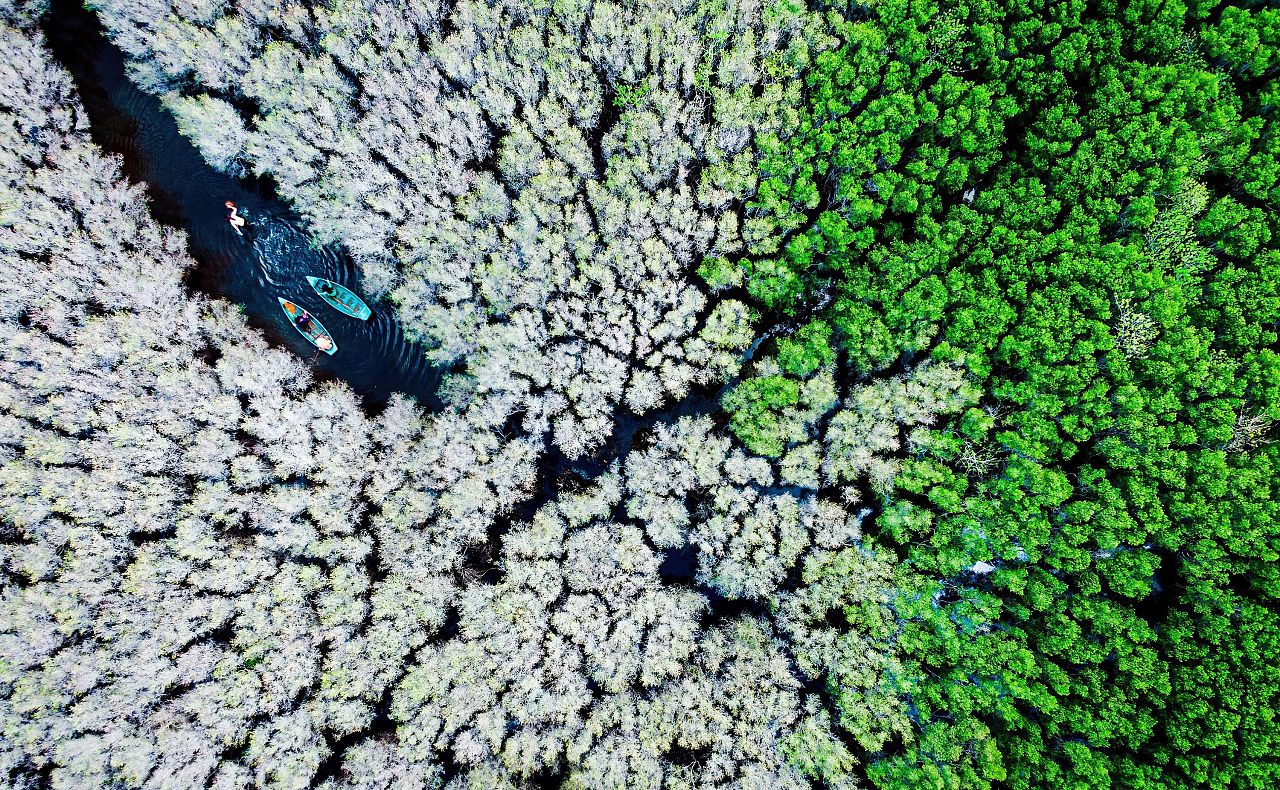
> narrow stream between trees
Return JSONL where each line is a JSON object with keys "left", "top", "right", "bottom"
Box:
{"left": 44, "top": 1, "right": 442, "bottom": 408}
{"left": 38, "top": 9, "right": 821, "bottom": 754}
{"left": 41, "top": 2, "right": 732, "bottom": 569}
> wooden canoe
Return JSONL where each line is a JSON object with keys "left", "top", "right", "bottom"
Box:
{"left": 307, "top": 276, "right": 372, "bottom": 321}
{"left": 278, "top": 297, "right": 337, "bottom": 355}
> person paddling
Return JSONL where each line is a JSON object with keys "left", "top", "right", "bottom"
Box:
{"left": 225, "top": 200, "right": 246, "bottom": 235}
{"left": 295, "top": 310, "right": 314, "bottom": 333}
{"left": 317, "top": 280, "right": 339, "bottom": 298}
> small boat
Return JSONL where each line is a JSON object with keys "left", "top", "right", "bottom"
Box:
{"left": 278, "top": 298, "right": 337, "bottom": 355}
{"left": 307, "top": 276, "right": 372, "bottom": 320}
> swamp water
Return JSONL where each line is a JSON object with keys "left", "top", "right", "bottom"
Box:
{"left": 45, "top": 0, "right": 442, "bottom": 407}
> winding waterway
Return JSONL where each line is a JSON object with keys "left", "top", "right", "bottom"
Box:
{"left": 41, "top": 2, "right": 730, "bottom": 567}
{"left": 44, "top": 1, "right": 442, "bottom": 407}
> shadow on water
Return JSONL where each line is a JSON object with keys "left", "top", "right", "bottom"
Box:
{"left": 43, "top": 0, "right": 442, "bottom": 409}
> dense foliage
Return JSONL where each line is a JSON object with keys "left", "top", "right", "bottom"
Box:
{"left": 2, "top": 0, "right": 1277, "bottom": 788}
{"left": 724, "top": 0, "right": 1280, "bottom": 786}
{"left": 84, "top": 0, "right": 837, "bottom": 458}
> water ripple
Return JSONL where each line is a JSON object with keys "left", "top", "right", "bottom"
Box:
{"left": 47, "top": 7, "right": 443, "bottom": 410}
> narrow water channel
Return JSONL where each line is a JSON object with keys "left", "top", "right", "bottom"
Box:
{"left": 44, "top": 0, "right": 442, "bottom": 408}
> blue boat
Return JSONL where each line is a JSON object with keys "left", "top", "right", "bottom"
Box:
{"left": 307, "top": 276, "right": 372, "bottom": 321}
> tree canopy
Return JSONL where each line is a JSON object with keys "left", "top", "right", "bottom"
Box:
{"left": 2, "top": 0, "right": 1278, "bottom": 787}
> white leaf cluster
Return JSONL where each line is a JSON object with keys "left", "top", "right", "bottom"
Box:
{"left": 623, "top": 416, "right": 863, "bottom": 600}
{"left": 0, "top": 15, "right": 530, "bottom": 785}
{"left": 0, "top": 4, "right": 975, "bottom": 788}
{"left": 775, "top": 546, "right": 913, "bottom": 753}
{"left": 389, "top": 473, "right": 833, "bottom": 789}
{"left": 824, "top": 362, "right": 978, "bottom": 493}
{"left": 86, "top": 0, "right": 836, "bottom": 457}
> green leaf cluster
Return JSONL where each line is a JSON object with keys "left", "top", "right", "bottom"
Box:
{"left": 739, "top": 0, "right": 1280, "bottom": 786}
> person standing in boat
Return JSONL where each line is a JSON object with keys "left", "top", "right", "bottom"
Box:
{"left": 225, "top": 200, "right": 246, "bottom": 235}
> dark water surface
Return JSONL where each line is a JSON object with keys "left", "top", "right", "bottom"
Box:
{"left": 44, "top": 1, "right": 442, "bottom": 408}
